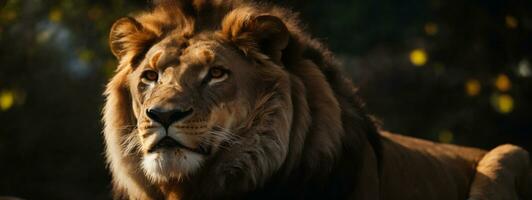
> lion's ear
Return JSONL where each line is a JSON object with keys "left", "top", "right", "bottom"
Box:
{"left": 222, "top": 14, "right": 289, "bottom": 62}
{"left": 248, "top": 15, "right": 289, "bottom": 58}
{"left": 109, "top": 17, "right": 156, "bottom": 61}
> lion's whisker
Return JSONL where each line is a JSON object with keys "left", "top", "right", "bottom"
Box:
{"left": 120, "top": 129, "right": 143, "bottom": 156}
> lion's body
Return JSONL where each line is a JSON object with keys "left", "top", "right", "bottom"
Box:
{"left": 379, "top": 133, "right": 486, "bottom": 199}
{"left": 103, "top": 0, "right": 531, "bottom": 199}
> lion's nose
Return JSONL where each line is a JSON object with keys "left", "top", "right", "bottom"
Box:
{"left": 146, "top": 107, "right": 193, "bottom": 128}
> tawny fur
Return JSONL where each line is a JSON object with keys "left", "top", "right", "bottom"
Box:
{"left": 103, "top": 0, "right": 532, "bottom": 199}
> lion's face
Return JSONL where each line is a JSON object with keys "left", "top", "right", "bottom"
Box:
{"left": 106, "top": 6, "right": 295, "bottom": 197}
{"left": 129, "top": 38, "right": 260, "bottom": 182}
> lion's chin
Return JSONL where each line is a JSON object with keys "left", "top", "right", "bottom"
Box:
{"left": 141, "top": 149, "right": 204, "bottom": 183}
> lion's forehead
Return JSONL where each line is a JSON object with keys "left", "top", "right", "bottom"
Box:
{"left": 146, "top": 37, "right": 224, "bottom": 69}
{"left": 181, "top": 41, "right": 219, "bottom": 65}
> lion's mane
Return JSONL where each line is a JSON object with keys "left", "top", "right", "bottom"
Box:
{"left": 103, "top": 0, "right": 382, "bottom": 199}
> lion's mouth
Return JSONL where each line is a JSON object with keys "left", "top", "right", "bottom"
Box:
{"left": 148, "top": 136, "right": 211, "bottom": 155}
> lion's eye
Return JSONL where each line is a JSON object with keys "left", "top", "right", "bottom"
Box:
{"left": 203, "top": 66, "right": 229, "bottom": 85}
{"left": 209, "top": 67, "right": 226, "bottom": 79}
{"left": 142, "top": 70, "right": 159, "bottom": 82}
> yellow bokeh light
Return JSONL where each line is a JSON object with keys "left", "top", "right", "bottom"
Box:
{"left": 495, "top": 74, "right": 511, "bottom": 92}
{"left": 79, "top": 49, "right": 94, "bottom": 62}
{"left": 465, "top": 79, "right": 481, "bottom": 97}
{"left": 0, "top": 90, "right": 15, "bottom": 111}
{"left": 505, "top": 15, "right": 518, "bottom": 29}
{"left": 424, "top": 22, "right": 438, "bottom": 36}
{"left": 491, "top": 93, "right": 514, "bottom": 114}
{"left": 49, "top": 8, "right": 62, "bottom": 23}
{"left": 438, "top": 130, "right": 454, "bottom": 143}
{"left": 410, "top": 49, "right": 428, "bottom": 67}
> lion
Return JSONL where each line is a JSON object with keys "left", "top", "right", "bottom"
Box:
{"left": 102, "top": 0, "right": 532, "bottom": 199}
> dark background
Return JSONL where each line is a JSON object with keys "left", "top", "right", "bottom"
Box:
{"left": 0, "top": 0, "right": 531, "bottom": 199}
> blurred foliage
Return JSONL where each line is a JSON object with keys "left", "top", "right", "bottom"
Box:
{"left": 0, "top": 0, "right": 531, "bottom": 199}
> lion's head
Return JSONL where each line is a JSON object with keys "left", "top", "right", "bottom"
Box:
{"left": 103, "top": 1, "right": 366, "bottom": 199}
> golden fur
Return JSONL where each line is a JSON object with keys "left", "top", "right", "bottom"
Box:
{"left": 103, "top": 0, "right": 532, "bottom": 199}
